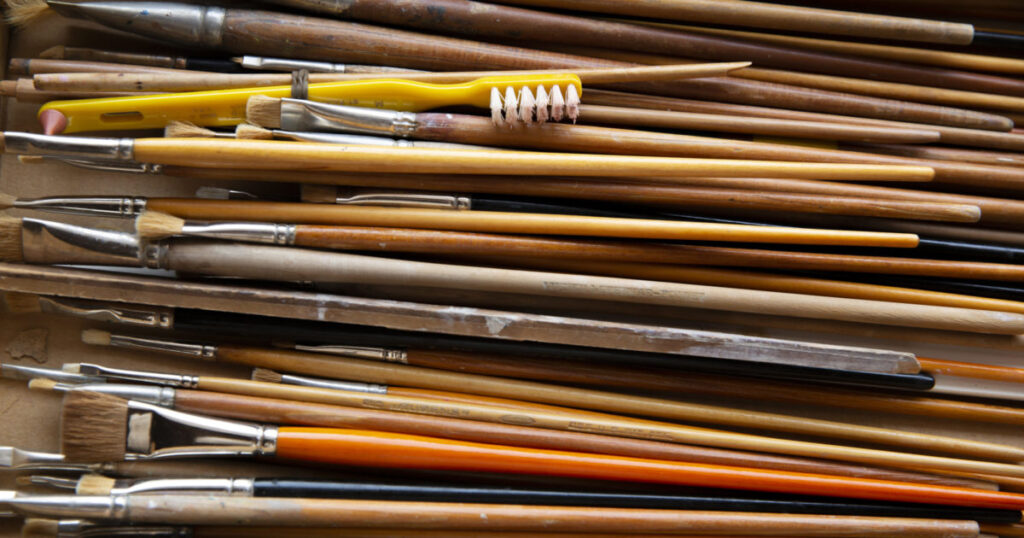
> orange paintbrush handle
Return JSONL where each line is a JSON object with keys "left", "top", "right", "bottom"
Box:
{"left": 275, "top": 427, "right": 1024, "bottom": 511}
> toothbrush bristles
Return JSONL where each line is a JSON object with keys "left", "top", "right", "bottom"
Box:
{"left": 535, "top": 85, "right": 550, "bottom": 123}
{"left": 519, "top": 86, "right": 536, "bottom": 125}
{"left": 566, "top": 84, "right": 580, "bottom": 123}
{"left": 488, "top": 83, "right": 578, "bottom": 126}
{"left": 504, "top": 86, "right": 519, "bottom": 128}
{"left": 490, "top": 87, "right": 503, "bottom": 125}
{"left": 550, "top": 85, "right": 565, "bottom": 122}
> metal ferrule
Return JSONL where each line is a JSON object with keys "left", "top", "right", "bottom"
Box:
{"left": 36, "top": 296, "right": 174, "bottom": 328}
{"left": 13, "top": 196, "right": 147, "bottom": 218}
{"left": 56, "top": 382, "right": 177, "bottom": 407}
{"left": 3, "top": 494, "right": 128, "bottom": 521}
{"left": 75, "top": 364, "right": 199, "bottom": 389}
{"left": 240, "top": 56, "right": 346, "bottom": 73}
{"left": 50, "top": 519, "right": 194, "bottom": 538}
{"left": 293, "top": 343, "right": 409, "bottom": 363}
{"left": 3, "top": 132, "right": 134, "bottom": 161}
{"left": 0, "top": 364, "right": 107, "bottom": 385}
{"left": 331, "top": 189, "right": 472, "bottom": 210}
{"left": 41, "top": 157, "right": 163, "bottom": 174}
{"left": 105, "top": 334, "right": 217, "bottom": 361}
{"left": 179, "top": 222, "right": 296, "bottom": 245}
{"left": 46, "top": 2, "right": 225, "bottom": 47}
{"left": 279, "top": 99, "right": 418, "bottom": 137}
{"left": 110, "top": 478, "right": 254, "bottom": 497}
{"left": 0, "top": 447, "right": 66, "bottom": 468}
{"left": 24, "top": 475, "right": 80, "bottom": 491}
{"left": 21, "top": 218, "right": 143, "bottom": 266}
{"left": 194, "top": 187, "right": 257, "bottom": 201}
{"left": 123, "top": 400, "right": 278, "bottom": 460}
{"left": 277, "top": 372, "right": 388, "bottom": 394}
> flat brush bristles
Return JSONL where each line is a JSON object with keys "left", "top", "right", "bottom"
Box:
{"left": 300, "top": 185, "right": 339, "bottom": 203}
{"left": 236, "top": 123, "right": 274, "bottom": 140}
{"left": 164, "top": 120, "right": 219, "bottom": 138}
{"left": 1, "top": 292, "right": 39, "bottom": 314}
{"left": 3, "top": 0, "right": 52, "bottom": 27}
{"left": 80, "top": 329, "right": 111, "bottom": 347}
{"left": 0, "top": 191, "right": 15, "bottom": 209}
{"left": 60, "top": 390, "right": 129, "bottom": 463}
{"left": 246, "top": 95, "right": 282, "bottom": 129}
{"left": 135, "top": 211, "right": 185, "bottom": 241}
{"left": 0, "top": 215, "right": 23, "bottom": 263}
{"left": 20, "top": 519, "right": 59, "bottom": 538}
{"left": 251, "top": 368, "right": 284, "bottom": 383}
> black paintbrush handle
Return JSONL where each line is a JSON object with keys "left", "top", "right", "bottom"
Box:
{"left": 972, "top": 30, "right": 1024, "bottom": 50}
{"left": 251, "top": 479, "right": 1019, "bottom": 523}
{"left": 174, "top": 310, "right": 933, "bottom": 391}
{"left": 184, "top": 58, "right": 245, "bottom": 72}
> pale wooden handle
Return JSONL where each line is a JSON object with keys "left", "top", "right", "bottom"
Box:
{"left": 164, "top": 242, "right": 1024, "bottom": 335}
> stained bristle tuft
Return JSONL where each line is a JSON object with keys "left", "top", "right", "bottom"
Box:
{"left": 21, "top": 518, "right": 60, "bottom": 538}
{"left": 81, "top": 329, "right": 112, "bottom": 347}
{"left": 503, "top": 86, "right": 518, "bottom": 128}
{"left": 164, "top": 121, "right": 217, "bottom": 138}
{"left": 489, "top": 87, "right": 502, "bottom": 126}
{"left": 549, "top": 85, "right": 565, "bottom": 122}
{"left": 246, "top": 95, "right": 283, "bottom": 129}
{"left": 28, "top": 378, "right": 58, "bottom": 392}
{"left": 135, "top": 211, "right": 186, "bottom": 241}
{"left": 518, "top": 86, "right": 535, "bottom": 126}
{"left": 236, "top": 123, "right": 274, "bottom": 140}
{"left": 4, "top": 0, "right": 53, "bottom": 27}
{"left": 18, "top": 156, "right": 45, "bottom": 165}
{"left": 534, "top": 85, "right": 549, "bottom": 124}
{"left": 300, "top": 184, "right": 339, "bottom": 203}
{"left": 0, "top": 191, "right": 16, "bottom": 209}
{"left": 251, "top": 368, "right": 284, "bottom": 383}
{"left": 2, "top": 292, "right": 39, "bottom": 314}
{"left": 76, "top": 474, "right": 116, "bottom": 496}
{"left": 60, "top": 391, "right": 129, "bottom": 463}
{"left": 566, "top": 85, "right": 580, "bottom": 123}
{"left": 0, "top": 214, "right": 24, "bottom": 263}
{"left": 38, "top": 45, "right": 65, "bottom": 59}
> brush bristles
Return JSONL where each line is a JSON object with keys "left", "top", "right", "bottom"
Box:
{"left": 81, "top": 329, "right": 112, "bottom": 347}
{"left": 61, "top": 391, "right": 129, "bottom": 463}
{"left": 300, "top": 184, "right": 338, "bottom": 203}
{"left": 251, "top": 368, "right": 283, "bottom": 383}
{"left": 236, "top": 123, "right": 274, "bottom": 140}
{"left": 136, "top": 211, "right": 186, "bottom": 241}
{"left": 2, "top": 292, "right": 40, "bottom": 314}
{"left": 21, "top": 518, "right": 60, "bottom": 538}
{"left": 0, "top": 214, "right": 24, "bottom": 263}
{"left": 488, "top": 84, "right": 579, "bottom": 127}
{"left": 38, "top": 44, "right": 64, "bottom": 59}
{"left": 0, "top": 191, "right": 15, "bottom": 209}
{"left": 246, "top": 95, "right": 282, "bottom": 129}
{"left": 4, "top": 0, "right": 53, "bottom": 27}
{"left": 164, "top": 120, "right": 218, "bottom": 138}
{"left": 76, "top": 474, "right": 116, "bottom": 496}
{"left": 28, "top": 378, "right": 58, "bottom": 392}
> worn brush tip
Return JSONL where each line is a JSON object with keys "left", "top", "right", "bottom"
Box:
{"left": 4, "top": 0, "right": 52, "bottom": 27}
{"left": 164, "top": 120, "right": 217, "bottom": 138}
{"left": 80, "top": 329, "right": 111, "bottom": 347}
{"left": 0, "top": 214, "right": 24, "bottom": 263}
{"left": 60, "top": 390, "right": 128, "bottom": 463}
{"left": 21, "top": 518, "right": 59, "bottom": 538}
{"left": 27, "top": 378, "right": 58, "bottom": 392}
{"left": 235, "top": 123, "right": 273, "bottom": 140}
{"left": 246, "top": 95, "right": 282, "bottom": 129}
{"left": 251, "top": 368, "right": 283, "bottom": 383}
{"left": 0, "top": 191, "right": 15, "bottom": 209}
{"left": 76, "top": 474, "right": 116, "bottom": 496}
{"left": 135, "top": 211, "right": 185, "bottom": 241}
{"left": 300, "top": 184, "right": 338, "bottom": 203}
{"left": 37, "top": 45, "right": 64, "bottom": 59}
{"left": 18, "top": 156, "right": 45, "bottom": 165}
{"left": 38, "top": 109, "right": 67, "bottom": 135}
{"left": 62, "top": 363, "right": 82, "bottom": 374}
{"left": 3, "top": 292, "right": 40, "bottom": 314}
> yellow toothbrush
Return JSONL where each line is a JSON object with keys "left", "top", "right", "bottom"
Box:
{"left": 37, "top": 74, "right": 583, "bottom": 134}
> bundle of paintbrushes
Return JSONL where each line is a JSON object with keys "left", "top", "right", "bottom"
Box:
{"left": 3, "top": 0, "right": 1024, "bottom": 535}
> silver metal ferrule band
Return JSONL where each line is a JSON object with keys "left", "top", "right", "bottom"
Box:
{"left": 124, "top": 401, "right": 277, "bottom": 460}
{"left": 278, "top": 373, "right": 388, "bottom": 394}
{"left": 61, "top": 382, "right": 178, "bottom": 407}
{"left": 106, "top": 335, "right": 218, "bottom": 361}
{"left": 113, "top": 478, "right": 254, "bottom": 497}
{"left": 36, "top": 296, "right": 174, "bottom": 328}
{"left": 76, "top": 363, "right": 199, "bottom": 389}
{"left": 279, "top": 99, "right": 418, "bottom": 137}
{"left": 293, "top": 344, "right": 409, "bottom": 363}
{"left": 179, "top": 222, "right": 296, "bottom": 245}
{"left": 3, "top": 132, "right": 134, "bottom": 160}
{"left": 21, "top": 218, "right": 143, "bottom": 266}
{"left": 332, "top": 190, "right": 472, "bottom": 210}
{"left": 0, "top": 447, "right": 66, "bottom": 467}
{"left": 14, "top": 196, "right": 148, "bottom": 218}
{"left": 3, "top": 494, "right": 126, "bottom": 520}
{"left": 0, "top": 364, "right": 107, "bottom": 385}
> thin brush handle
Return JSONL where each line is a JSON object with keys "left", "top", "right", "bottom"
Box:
{"left": 161, "top": 242, "right": 1024, "bottom": 334}
{"left": 274, "top": 428, "right": 1024, "bottom": 511}
{"left": 409, "top": 112, "right": 1024, "bottom": 191}
{"left": 248, "top": 478, "right": 1021, "bottom": 522}
{"left": 919, "top": 358, "right": 1024, "bottom": 384}
{"left": 131, "top": 138, "right": 935, "bottom": 183}
{"left": 856, "top": 143, "right": 1024, "bottom": 168}
{"left": 211, "top": 346, "right": 1024, "bottom": 476}
{"left": 177, "top": 385, "right": 980, "bottom": 489}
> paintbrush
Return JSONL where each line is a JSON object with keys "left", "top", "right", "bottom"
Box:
{"left": 75, "top": 331, "right": 1024, "bottom": 473}
{"left": 50, "top": 390, "right": 1024, "bottom": 510}
{"left": 0, "top": 132, "right": 936, "bottom": 183}
{"left": 18, "top": 369, "right": 976, "bottom": 488}
{"left": 14, "top": 0, "right": 1013, "bottom": 130}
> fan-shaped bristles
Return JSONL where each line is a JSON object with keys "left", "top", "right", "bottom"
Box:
{"left": 80, "top": 329, "right": 112, "bottom": 347}
{"left": 2, "top": 292, "right": 40, "bottom": 314}
{"left": 4, "top": 0, "right": 53, "bottom": 27}
{"left": 300, "top": 184, "right": 338, "bottom": 203}
{"left": 60, "top": 390, "right": 129, "bottom": 463}
{"left": 135, "top": 211, "right": 185, "bottom": 241}
{"left": 251, "top": 368, "right": 283, "bottom": 383}
{"left": 0, "top": 214, "right": 24, "bottom": 263}
{"left": 246, "top": 95, "right": 283, "bottom": 128}
{"left": 236, "top": 123, "right": 274, "bottom": 140}
{"left": 0, "top": 191, "right": 15, "bottom": 209}
{"left": 76, "top": 474, "right": 117, "bottom": 495}
{"left": 164, "top": 120, "right": 219, "bottom": 138}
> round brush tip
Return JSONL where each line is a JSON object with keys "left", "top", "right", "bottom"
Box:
{"left": 81, "top": 329, "right": 112, "bottom": 346}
